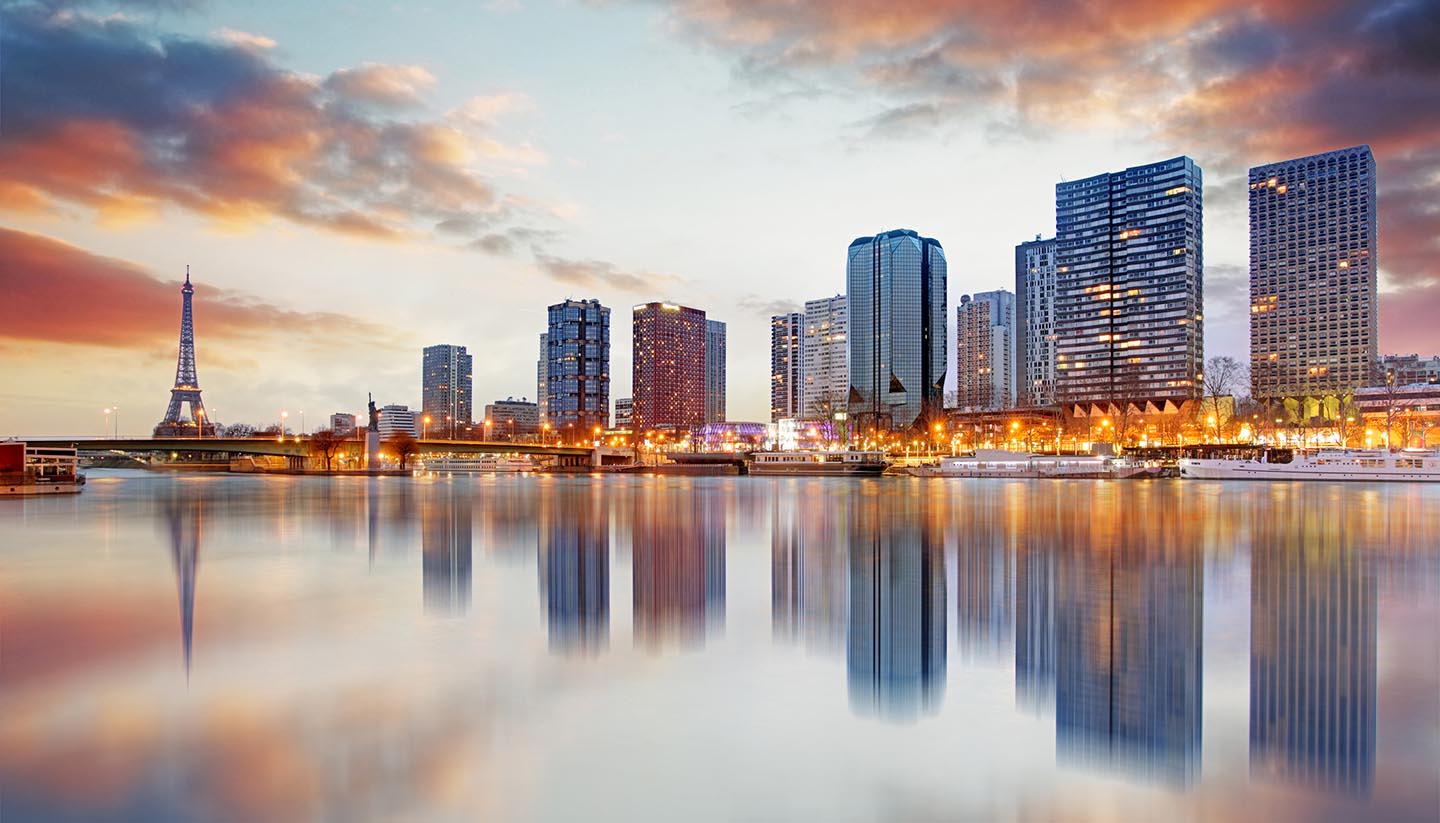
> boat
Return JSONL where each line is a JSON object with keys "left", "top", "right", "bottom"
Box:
{"left": 1179, "top": 448, "right": 1440, "bottom": 481}
{"left": 910, "top": 449, "right": 1156, "bottom": 479}
{"left": 747, "top": 450, "right": 889, "bottom": 477}
{"left": 1, "top": 441, "right": 86, "bottom": 496}
{"left": 422, "top": 455, "right": 534, "bottom": 474}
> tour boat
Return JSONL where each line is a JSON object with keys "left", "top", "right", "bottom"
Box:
{"left": 1179, "top": 448, "right": 1440, "bottom": 482}
{"left": 747, "top": 450, "right": 889, "bottom": 477}
{"left": 1, "top": 442, "right": 86, "bottom": 496}
{"left": 423, "top": 455, "right": 534, "bottom": 474}
{"left": 910, "top": 449, "right": 1156, "bottom": 479}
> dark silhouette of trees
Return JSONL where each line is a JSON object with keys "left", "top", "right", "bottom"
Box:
{"left": 309, "top": 428, "right": 346, "bottom": 472}
{"left": 386, "top": 432, "right": 420, "bottom": 470}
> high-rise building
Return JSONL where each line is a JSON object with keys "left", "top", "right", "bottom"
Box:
{"left": 632, "top": 302, "right": 707, "bottom": 433}
{"left": 1055, "top": 157, "right": 1203, "bottom": 411}
{"left": 955, "top": 290, "right": 1017, "bottom": 411}
{"left": 483, "top": 397, "right": 540, "bottom": 439}
{"left": 802, "top": 294, "right": 848, "bottom": 420}
{"left": 422, "top": 344, "right": 473, "bottom": 431}
{"left": 536, "top": 333, "right": 549, "bottom": 424}
{"left": 770, "top": 312, "right": 803, "bottom": 421}
{"left": 705, "top": 319, "right": 727, "bottom": 423}
{"left": 847, "top": 229, "right": 947, "bottom": 432}
{"left": 1015, "top": 236, "right": 1059, "bottom": 407}
{"left": 1249, "top": 145, "right": 1376, "bottom": 401}
{"left": 377, "top": 404, "right": 419, "bottom": 439}
{"left": 614, "top": 397, "right": 633, "bottom": 430}
{"left": 545, "top": 299, "right": 610, "bottom": 433}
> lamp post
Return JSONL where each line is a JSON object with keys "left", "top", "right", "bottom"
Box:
{"left": 281, "top": 409, "right": 288, "bottom": 437}
{"left": 103, "top": 407, "right": 112, "bottom": 437}
{"left": 542, "top": 421, "right": 551, "bottom": 445}
{"left": 423, "top": 415, "right": 431, "bottom": 439}
{"left": 113, "top": 406, "right": 120, "bottom": 438}
{"left": 196, "top": 408, "right": 205, "bottom": 438}
{"left": 300, "top": 410, "right": 305, "bottom": 436}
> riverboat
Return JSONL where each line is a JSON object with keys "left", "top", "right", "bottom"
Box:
{"left": 909, "top": 449, "right": 1156, "bottom": 479}
{"left": 423, "top": 455, "right": 534, "bottom": 474}
{"left": 747, "top": 450, "right": 889, "bottom": 477}
{"left": 1, "top": 442, "right": 86, "bottom": 496}
{"left": 1179, "top": 448, "right": 1440, "bottom": 482}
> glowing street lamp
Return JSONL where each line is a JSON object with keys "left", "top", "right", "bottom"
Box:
{"left": 196, "top": 408, "right": 206, "bottom": 439}
{"left": 423, "top": 415, "right": 431, "bottom": 439}
{"left": 103, "top": 407, "right": 112, "bottom": 437}
{"left": 484, "top": 418, "right": 493, "bottom": 440}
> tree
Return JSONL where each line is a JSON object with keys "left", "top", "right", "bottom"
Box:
{"left": 1200, "top": 356, "right": 1248, "bottom": 442}
{"left": 386, "top": 432, "right": 420, "bottom": 470}
{"left": 1373, "top": 359, "right": 1414, "bottom": 451}
{"left": 309, "top": 428, "right": 346, "bottom": 472}
{"left": 221, "top": 422, "right": 256, "bottom": 438}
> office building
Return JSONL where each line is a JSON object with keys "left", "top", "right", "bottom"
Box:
{"left": 955, "top": 290, "right": 1017, "bottom": 411}
{"left": 1015, "top": 236, "right": 1059, "bottom": 407}
{"left": 614, "top": 397, "right": 633, "bottom": 430}
{"left": 847, "top": 229, "right": 947, "bottom": 432}
{"left": 421, "top": 344, "right": 473, "bottom": 430}
{"left": 706, "top": 318, "right": 727, "bottom": 423}
{"left": 484, "top": 397, "right": 540, "bottom": 439}
{"left": 1249, "top": 146, "right": 1377, "bottom": 400}
{"left": 632, "top": 302, "right": 707, "bottom": 432}
{"left": 802, "top": 294, "right": 848, "bottom": 420}
{"left": 377, "top": 404, "right": 419, "bottom": 439}
{"left": 329, "top": 413, "right": 356, "bottom": 436}
{"left": 536, "top": 333, "right": 549, "bottom": 424}
{"left": 1378, "top": 353, "right": 1440, "bottom": 385}
{"left": 1055, "top": 157, "right": 1203, "bottom": 411}
{"left": 545, "top": 298, "right": 611, "bottom": 433}
{"left": 770, "top": 312, "right": 803, "bottom": 421}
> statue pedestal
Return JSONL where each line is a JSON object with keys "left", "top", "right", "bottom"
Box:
{"left": 366, "top": 431, "right": 381, "bottom": 470}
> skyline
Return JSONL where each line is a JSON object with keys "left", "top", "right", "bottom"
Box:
{"left": 2, "top": 0, "right": 1436, "bottom": 434}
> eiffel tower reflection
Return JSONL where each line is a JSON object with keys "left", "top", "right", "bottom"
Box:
{"left": 162, "top": 490, "right": 203, "bottom": 679}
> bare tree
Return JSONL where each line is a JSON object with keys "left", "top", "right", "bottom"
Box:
{"left": 1200, "top": 356, "right": 1248, "bottom": 441}
{"left": 309, "top": 428, "right": 346, "bottom": 472}
{"left": 221, "top": 422, "right": 257, "bottom": 438}
{"left": 386, "top": 432, "right": 420, "bottom": 470}
{"left": 1374, "top": 359, "right": 1414, "bottom": 451}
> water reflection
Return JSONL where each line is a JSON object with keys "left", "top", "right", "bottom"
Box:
{"left": 770, "top": 486, "right": 846, "bottom": 653}
{"left": 420, "top": 485, "right": 472, "bottom": 615}
{"left": 1054, "top": 491, "right": 1204, "bottom": 787}
{"left": 161, "top": 487, "right": 203, "bottom": 677}
{"left": 952, "top": 489, "right": 1014, "bottom": 662}
{"left": 539, "top": 483, "right": 610, "bottom": 654}
{"left": 632, "top": 484, "right": 726, "bottom": 650}
{"left": 846, "top": 488, "right": 946, "bottom": 722}
{"left": 1250, "top": 489, "right": 1376, "bottom": 796}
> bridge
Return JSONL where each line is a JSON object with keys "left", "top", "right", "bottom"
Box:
{"left": 24, "top": 436, "right": 615, "bottom": 469}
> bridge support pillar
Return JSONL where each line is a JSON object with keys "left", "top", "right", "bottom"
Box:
{"left": 286, "top": 455, "right": 306, "bottom": 471}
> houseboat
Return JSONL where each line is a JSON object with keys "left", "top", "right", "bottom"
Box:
{"left": 1179, "top": 448, "right": 1440, "bottom": 481}
{"left": 910, "top": 449, "right": 1156, "bottom": 479}
{"left": 747, "top": 451, "right": 889, "bottom": 477}
{"left": 1, "top": 442, "right": 86, "bottom": 496}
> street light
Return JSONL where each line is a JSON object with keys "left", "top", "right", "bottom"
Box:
{"left": 542, "top": 421, "right": 551, "bottom": 445}
{"left": 423, "top": 415, "right": 431, "bottom": 439}
{"left": 103, "top": 407, "right": 112, "bottom": 437}
{"left": 300, "top": 410, "right": 305, "bottom": 436}
{"left": 196, "top": 408, "right": 205, "bottom": 438}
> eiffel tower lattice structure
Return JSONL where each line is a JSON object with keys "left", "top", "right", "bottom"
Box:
{"left": 155, "top": 267, "right": 216, "bottom": 437}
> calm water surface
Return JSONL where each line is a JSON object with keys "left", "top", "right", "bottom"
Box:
{"left": 2, "top": 472, "right": 1438, "bottom": 822}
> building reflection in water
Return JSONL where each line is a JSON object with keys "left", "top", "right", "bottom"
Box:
{"left": 771, "top": 484, "right": 846, "bottom": 654}
{"left": 1014, "top": 488, "right": 1058, "bottom": 714}
{"left": 952, "top": 487, "right": 1014, "bottom": 662}
{"left": 1250, "top": 489, "right": 1376, "bottom": 796}
{"left": 846, "top": 488, "right": 946, "bottom": 722}
{"left": 539, "top": 483, "right": 610, "bottom": 654}
{"left": 1054, "top": 491, "right": 1203, "bottom": 787}
{"left": 632, "top": 483, "right": 726, "bottom": 650}
{"left": 162, "top": 488, "right": 203, "bottom": 678}
{"left": 421, "top": 485, "right": 472, "bottom": 615}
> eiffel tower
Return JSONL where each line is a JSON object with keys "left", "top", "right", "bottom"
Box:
{"left": 154, "top": 267, "right": 215, "bottom": 436}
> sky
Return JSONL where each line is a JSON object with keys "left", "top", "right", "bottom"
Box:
{"left": 1, "top": 0, "right": 1436, "bottom": 435}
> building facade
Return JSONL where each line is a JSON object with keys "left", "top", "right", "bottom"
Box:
{"left": 484, "top": 397, "right": 540, "bottom": 438}
{"left": 329, "top": 413, "right": 356, "bottom": 436}
{"left": 770, "top": 312, "right": 803, "bottom": 421}
{"left": 378, "top": 404, "right": 420, "bottom": 439}
{"left": 632, "top": 302, "right": 708, "bottom": 432}
{"left": 1378, "top": 354, "right": 1440, "bottom": 386}
{"left": 546, "top": 299, "right": 610, "bottom": 433}
{"left": 1015, "top": 236, "right": 1059, "bottom": 407}
{"left": 955, "top": 290, "right": 1017, "bottom": 411}
{"left": 421, "top": 344, "right": 473, "bottom": 430}
{"left": 614, "top": 397, "right": 633, "bottom": 430}
{"left": 847, "top": 230, "right": 947, "bottom": 432}
{"left": 1055, "top": 157, "right": 1204, "bottom": 411}
{"left": 802, "top": 294, "right": 848, "bottom": 420}
{"left": 536, "top": 333, "right": 549, "bottom": 424}
{"left": 1249, "top": 146, "right": 1377, "bottom": 401}
{"left": 705, "top": 319, "right": 727, "bottom": 424}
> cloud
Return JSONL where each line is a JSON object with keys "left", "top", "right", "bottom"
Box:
{"left": 533, "top": 254, "right": 684, "bottom": 294}
{"left": 640, "top": 0, "right": 1440, "bottom": 345}
{"left": 0, "top": 4, "right": 541, "bottom": 247}
{"left": 737, "top": 295, "right": 801, "bottom": 316}
{"left": 0, "top": 227, "right": 400, "bottom": 350}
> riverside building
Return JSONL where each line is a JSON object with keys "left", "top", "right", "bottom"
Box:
{"left": 955, "top": 290, "right": 1016, "bottom": 411}
{"left": 1015, "top": 236, "right": 1059, "bottom": 407}
{"left": 770, "top": 312, "right": 803, "bottom": 421}
{"left": 632, "top": 302, "right": 708, "bottom": 432}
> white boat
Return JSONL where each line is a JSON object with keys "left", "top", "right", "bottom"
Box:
{"left": 747, "top": 451, "right": 889, "bottom": 477}
{"left": 1179, "top": 448, "right": 1440, "bottom": 482}
{"left": 1, "top": 442, "right": 86, "bottom": 496}
{"left": 423, "top": 455, "right": 534, "bottom": 474}
{"left": 912, "top": 449, "right": 1154, "bottom": 479}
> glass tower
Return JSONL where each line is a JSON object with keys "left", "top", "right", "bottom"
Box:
{"left": 421, "top": 344, "right": 473, "bottom": 434}
{"left": 705, "top": 318, "right": 727, "bottom": 424}
{"left": 1054, "top": 157, "right": 1203, "bottom": 411}
{"left": 846, "top": 229, "right": 947, "bottom": 433}
{"left": 1248, "top": 145, "right": 1376, "bottom": 401}
{"left": 545, "top": 299, "right": 610, "bottom": 434}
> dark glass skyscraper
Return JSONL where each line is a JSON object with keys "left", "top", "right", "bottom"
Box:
{"left": 846, "top": 229, "right": 947, "bottom": 432}
{"left": 770, "top": 312, "right": 803, "bottom": 421}
{"left": 1055, "top": 157, "right": 1203, "bottom": 411}
{"left": 422, "top": 344, "right": 473, "bottom": 433}
{"left": 545, "top": 299, "right": 610, "bottom": 434}
{"left": 1249, "top": 145, "right": 1376, "bottom": 401}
